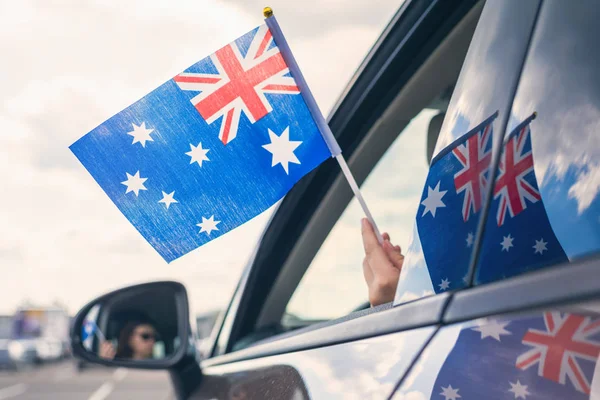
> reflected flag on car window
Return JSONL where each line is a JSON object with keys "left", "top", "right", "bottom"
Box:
{"left": 431, "top": 311, "right": 600, "bottom": 399}
{"left": 70, "top": 24, "right": 332, "bottom": 262}
{"left": 411, "top": 112, "right": 498, "bottom": 294}
{"left": 475, "top": 114, "right": 568, "bottom": 284}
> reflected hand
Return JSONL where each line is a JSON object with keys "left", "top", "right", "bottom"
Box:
{"left": 361, "top": 218, "right": 404, "bottom": 306}
{"left": 99, "top": 341, "right": 116, "bottom": 360}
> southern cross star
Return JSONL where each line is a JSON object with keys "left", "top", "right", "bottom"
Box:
{"left": 121, "top": 171, "right": 148, "bottom": 196}
{"left": 158, "top": 191, "right": 178, "bottom": 209}
{"left": 500, "top": 234, "right": 514, "bottom": 252}
{"left": 197, "top": 216, "right": 220, "bottom": 236}
{"left": 127, "top": 122, "right": 154, "bottom": 147}
{"left": 533, "top": 238, "right": 548, "bottom": 255}
{"left": 472, "top": 319, "right": 511, "bottom": 341}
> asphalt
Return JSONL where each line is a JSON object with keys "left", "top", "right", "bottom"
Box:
{"left": 0, "top": 360, "right": 174, "bottom": 399}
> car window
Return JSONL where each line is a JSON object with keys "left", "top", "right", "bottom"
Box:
{"left": 393, "top": 0, "right": 542, "bottom": 305}
{"left": 391, "top": 300, "right": 600, "bottom": 400}
{"left": 473, "top": 0, "right": 600, "bottom": 285}
{"left": 283, "top": 108, "right": 438, "bottom": 322}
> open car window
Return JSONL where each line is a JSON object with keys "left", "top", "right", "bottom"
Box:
{"left": 284, "top": 108, "right": 439, "bottom": 324}
{"left": 268, "top": 0, "right": 487, "bottom": 330}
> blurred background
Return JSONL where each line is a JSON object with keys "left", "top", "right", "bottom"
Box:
{"left": 0, "top": 0, "right": 410, "bottom": 395}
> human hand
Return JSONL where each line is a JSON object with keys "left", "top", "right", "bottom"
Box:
{"left": 99, "top": 341, "right": 116, "bottom": 360}
{"left": 361, "top": 218, "right": 404, "bottom": 306}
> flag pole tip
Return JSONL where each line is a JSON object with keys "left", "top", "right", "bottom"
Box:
{"left": 263, "top": 6, "right": 274, "bottom": 18}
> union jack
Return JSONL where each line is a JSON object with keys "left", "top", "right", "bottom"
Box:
{"left": 173, "top": 25, "right": 300, "bottom": 145}
{"left": 452, "top": 122, "right": 493, "bottom": 221}
{"left": 516, "top": 312, "right": 600, "bottom": 394}
{"left": 494, "top": 122, "right": 541, "bottom": 226}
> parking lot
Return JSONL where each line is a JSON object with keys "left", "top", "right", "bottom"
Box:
{"left": 0, "top": 361, "right": 173, "bottom": 400}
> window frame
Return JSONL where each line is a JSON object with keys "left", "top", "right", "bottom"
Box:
{"left": 209, "top": 0, "right": 482, "bottom": 359}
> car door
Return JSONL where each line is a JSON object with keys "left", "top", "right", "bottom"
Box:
{"left": 183, "top": 1, "right": 486, "bottom": 399}
{"left": 391, "top": 0, "right": 600, "bottom": 399}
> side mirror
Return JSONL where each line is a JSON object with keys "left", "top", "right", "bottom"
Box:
{"left": 70, "top": 281, "right": 191, "bottom": 369}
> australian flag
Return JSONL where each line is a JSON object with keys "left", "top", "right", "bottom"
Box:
{"left": 415, "top": 112, "right": 498, "bottom": 293}
{"left": 70, "top": 24, "right": 331, "bottom": 262}
{"left": 81, "top": 320, "right": 96, "bottom": 350}
{"left": 475, "top": 114, "right": 568, "bottom": 284}
{"left": 432, "top": 311, "right": 600, "bottom": 399}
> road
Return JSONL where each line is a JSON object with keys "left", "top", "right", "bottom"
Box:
{"left": 0, "top": 361, "right": 174, "bottom": 399}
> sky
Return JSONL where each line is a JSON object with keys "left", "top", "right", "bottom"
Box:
{"left": 0, "top": 0, "right": 407, "bottom": 316}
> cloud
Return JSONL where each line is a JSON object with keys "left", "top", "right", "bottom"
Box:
{"left": 393, "top": 391, "right": 427, "bottom": 400}
{"left": 568, "top": 162, "right": 600, "bottom": 214}
{"left": 0, "top": 0, "right": 404, "bottom": 316}
{"left": 221, "top": 0, "right": 405, "bottom": 39}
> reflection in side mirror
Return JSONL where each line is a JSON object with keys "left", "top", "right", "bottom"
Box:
{"left": 71, "top": 281, "right": 190, "bottom": 369}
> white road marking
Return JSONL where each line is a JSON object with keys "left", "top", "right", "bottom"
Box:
{"left": 112, "top": 368, "right": 128, "bottom": 382}
{"left": 0, "top": 384, "right": 27, "bottom": 400}
{"left": 88, "top": 382, "right": 114, "bottom": 400}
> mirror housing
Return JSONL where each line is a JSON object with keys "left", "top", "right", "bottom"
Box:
{"left": 70, "top": 281, "right": 192, "bottom": 369}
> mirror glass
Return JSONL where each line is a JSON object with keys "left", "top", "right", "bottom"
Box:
{"left": 77, "top": 284, "right": 182, "bottom": 362}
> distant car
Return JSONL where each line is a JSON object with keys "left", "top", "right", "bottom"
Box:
{"left": 0, "top": 315, "right": 37, "bottom": 370}
{"left": 8, "top": 307, "right": 70, "bottom": 367}
{"left": 5, "top": 339, "right": 38, "bottom": 370}
{"left": 70, "top": 1, "right": 600, "bottom": 399}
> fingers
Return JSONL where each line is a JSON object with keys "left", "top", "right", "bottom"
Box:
{"left": 361, "top": 218, "right": 381, "bottom": 254}
{"left": 100, "top": 342, "right": 116, "bottom": 359}
{"left": 362, "top": 257, "right": 373, "bottom": 285}
{"left": 384, "top": 240, "right": 404, "bottom": 270}
{"left": 382, "top": 232, "right": 390, "bottom": 242}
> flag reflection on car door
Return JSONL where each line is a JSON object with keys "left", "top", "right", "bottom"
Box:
{"left": 475, "top": 113, "right": 568, "bottom": 284}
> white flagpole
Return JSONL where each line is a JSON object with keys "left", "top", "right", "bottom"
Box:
{"left": 264, "top": 7, "right": 384, "bottom": 244}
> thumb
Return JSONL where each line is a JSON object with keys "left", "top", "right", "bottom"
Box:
{"left": 361, "top": 218, "right": 381, "bottom": 254}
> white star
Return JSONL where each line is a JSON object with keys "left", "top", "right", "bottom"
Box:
{"left": 158, "top": 191, "right": 178, "bottom": 210}
{"left": 501, "top": 234, "right": 514, "bottom": 252}
{"left": 440, "top": 385, "right": 461, "bottom": 400}
{"left": 508, "top": 380, "right": 530, "bottom": 399}
{"left": 186, "top": 142, "right": 210, "bottom": 167}
{"left": 121, "top": 171, "right": 148, "bottom": 196}
{"left": 533, "top": 238, "right": 548, "bottom": 255}
{"left": 421, "top": 181, "right": 447, "bottom": 217}
{"left": 472, "top": 319, "right": 511, "bottom": 341}
{"left": 466, "top": 232, "right": 474, "bottom": 247}
{"left": 127, "top": 122, "right": 154, "bottom": 147}
{"left": 262, "top": 127, "right": 302, "bottom": 174}
{"left": 196, "top": 216, "right": 220, "bottom": 236}
{"left": 439, "top": 278, "right": 451, "bottom": 291}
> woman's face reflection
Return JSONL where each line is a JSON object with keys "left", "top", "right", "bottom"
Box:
{"left": 129, "top": 324, "right": 156, "bottom": 360}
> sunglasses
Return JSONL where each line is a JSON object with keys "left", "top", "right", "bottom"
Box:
{"left": 138, "top": 332, "right": 156, "bottom": 341}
